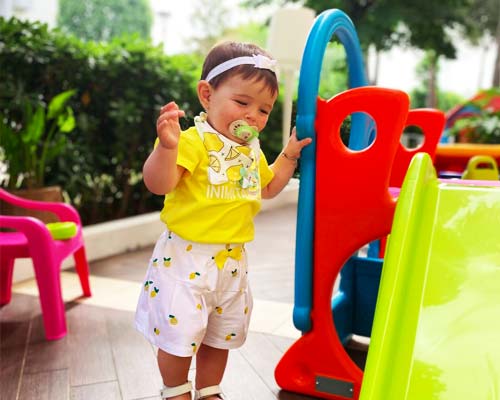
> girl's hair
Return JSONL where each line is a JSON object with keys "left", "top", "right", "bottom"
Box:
{"left": 201, "top": 41, "right": 279, "bottom": 96}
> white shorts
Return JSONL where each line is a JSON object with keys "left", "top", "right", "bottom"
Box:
{"left": 134, "top": 230, "right": 253, "bottom": 357}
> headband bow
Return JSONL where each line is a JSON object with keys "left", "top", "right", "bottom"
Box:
{"left": 252, "top": 54, "right": 278, "bottom": 71}
{"left": 205, "top": 54, "right": 278, "bottom": 82}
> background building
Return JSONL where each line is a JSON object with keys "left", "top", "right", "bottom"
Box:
{"left": 0, "top": 0, "right": 58, "bottom": 27}
{"left": 1, "top": 0, "right": 496, "bottom": 99}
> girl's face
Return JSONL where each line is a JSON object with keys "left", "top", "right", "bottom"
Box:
{"left": 198, "top": 74, "right": 278, "bottom": 144}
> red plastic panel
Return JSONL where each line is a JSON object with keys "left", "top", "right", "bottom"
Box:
{"left": 276, "top": 87, "right": 409, "bottom": 399}
{"left": 389, "top": 109, "right": 445, "bottom": 187}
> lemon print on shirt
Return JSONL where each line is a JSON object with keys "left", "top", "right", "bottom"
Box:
{"left": 144, "top": 280, "right": 153, "bottom": 291}
{"left": 208, "top": 154, "right": 221, "bottom": 173}
{"left": 226, "top": 164, "right": 243, "bottom": 182}
{"left": 203, "top": 132, "right": 253, "bottom": 185}
{"left": 204, "top": 132, "right": 224, "bottom": 152}
{"left": 189, "top": 272, "right": 201, "bottom": 280}
{"left": 225, "top": 147, "right": 240, "bottom": 161}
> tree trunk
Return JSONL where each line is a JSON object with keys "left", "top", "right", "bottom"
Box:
{"left": 493, "top": 4, "right": 500, "bottom": 87}
{"left": 365, "top": 46, "right": 379, "bottom": 85}
{"left": 370, "top": 48, "right": 380, "bottom": 85}
{"left": 426, "top": 55, "right": 438, "bottom": 108}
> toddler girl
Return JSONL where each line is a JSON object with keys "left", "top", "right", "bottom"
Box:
{"left": 135, "top": 41, "right": 312, "bottom": 400}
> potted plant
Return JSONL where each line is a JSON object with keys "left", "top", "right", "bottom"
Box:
{"left": 448, "top": 88, "right": 500, "bottom": 144}
{"left": 0, "top": 89, "right": 76, "bottom": 221}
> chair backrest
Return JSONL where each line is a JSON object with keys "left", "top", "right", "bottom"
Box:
{"left": 0, "top": 188, "right": 82, "bottom": 225}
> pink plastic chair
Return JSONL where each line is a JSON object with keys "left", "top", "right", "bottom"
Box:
{"left": 0, "top": 188, "right": 91, "bottom": 340}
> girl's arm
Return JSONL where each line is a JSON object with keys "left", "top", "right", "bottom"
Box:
{"left": 143, "top": 101, "right": 186, "bottom": 195}
{"left": 261, "top": 128, "right": 312, "bottom": 199}
{"left": 143, "top": 146, "right": 185, "bottom": 195}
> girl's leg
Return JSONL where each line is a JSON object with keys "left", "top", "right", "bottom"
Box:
{"left": 158, "top": 349, "right": 193, "bottom": 400}
{"left": 195, "top": 344, "right": 229, "bottom": 399}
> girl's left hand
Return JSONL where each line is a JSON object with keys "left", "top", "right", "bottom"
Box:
{"left": 283, "top": 127, "right": 313, "bottom": 159}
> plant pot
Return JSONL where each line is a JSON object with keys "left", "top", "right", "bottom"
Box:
{"left": 0, "top": 185, "right": 63, "bottom": 224}
{"left": 457, "top": 127, "right": 479, "bottom": 143}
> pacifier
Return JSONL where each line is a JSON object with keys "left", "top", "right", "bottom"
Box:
{"left": 229, "top": 120, "right": 259, "bottom": 142}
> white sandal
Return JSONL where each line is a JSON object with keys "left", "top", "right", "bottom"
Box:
{"left": 194, "top": 385, "right": 227, "bottom": 399}
{"left": 161, "top": 381, "right": 193, "bottom": 399}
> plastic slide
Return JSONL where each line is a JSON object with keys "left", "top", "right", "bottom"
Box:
{"left": 360, "top": 153, "right": 500, "bottom": 400}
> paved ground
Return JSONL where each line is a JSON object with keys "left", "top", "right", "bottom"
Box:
{"left": 3, "top": 204, "right": 331, "bottom": 400}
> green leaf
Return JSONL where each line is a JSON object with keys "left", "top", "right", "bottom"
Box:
{"left": 0, "top": 119, "right": 16, "bottom": 145}
{"left": 21, "top": 106, "right": 45, "bottom": 143}
{"left": 47, "top": 89, "right": 76, "bottom": 120}
{"left": 45, "top": 135, "right": 67, "bottom": 162}
{"left": 57, "top": 107, "right": 76, "bottom": 133}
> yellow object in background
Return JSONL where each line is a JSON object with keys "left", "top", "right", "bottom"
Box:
{"left": 461, "top": 155, "right": 499, "bottom": 180}
{"left": 45, "top": 221, "right": 77, "bottom": 240}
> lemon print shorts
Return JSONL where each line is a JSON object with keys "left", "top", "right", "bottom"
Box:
{"left": 134, "top": 229, "right": 253, "bottom": 357}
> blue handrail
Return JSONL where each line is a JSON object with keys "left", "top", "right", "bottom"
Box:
{"left": 294, "top": 9, "right": 369, "bottom": 332}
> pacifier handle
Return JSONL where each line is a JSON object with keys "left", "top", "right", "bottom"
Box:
{"left": 229, "top": 120, "right": 259, "bottom": 142}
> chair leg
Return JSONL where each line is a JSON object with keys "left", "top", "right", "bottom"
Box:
{"left": 73, "top": 246, "right": 91, "bottom": 297}
{"left": 0, "top": 257, "right": 15, "bottom": 306}
{"left": 32, "top": 255, "right": 67, "bottom": 340}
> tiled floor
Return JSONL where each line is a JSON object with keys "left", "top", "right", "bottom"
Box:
{"left": 1, "top": 204, "right": 367, "bottom": 399}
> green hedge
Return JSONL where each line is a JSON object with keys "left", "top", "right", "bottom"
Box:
{"left": 0, "top": 17, "right": 287, "bottom": 224}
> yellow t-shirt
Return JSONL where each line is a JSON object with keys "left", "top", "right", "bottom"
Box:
{"left": 159, "top": 126, "right": 274, "bottom": 243}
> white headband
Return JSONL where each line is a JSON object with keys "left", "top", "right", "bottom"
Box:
{"left": 205, "top": 54, "right": 278, "bottom": 82}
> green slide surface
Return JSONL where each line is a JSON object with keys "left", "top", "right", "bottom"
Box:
{"left": 360, "top": 153, "right": 500, "bottom": 400}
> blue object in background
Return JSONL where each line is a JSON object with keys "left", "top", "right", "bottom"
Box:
{"left": 332, "top": 256, "right": 383, "bottom": 344}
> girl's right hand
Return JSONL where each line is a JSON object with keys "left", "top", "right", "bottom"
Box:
{"left": 157, "top": 101, "right": 186, "bottom": 149}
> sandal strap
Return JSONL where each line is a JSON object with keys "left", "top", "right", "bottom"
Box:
{"left": 161, "top": 381, "right": 193, "bottom": 398}
{"left": 195, "top": 385, "right": 225, "bottom": 399}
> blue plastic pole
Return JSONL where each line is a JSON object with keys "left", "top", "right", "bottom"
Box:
{"left": 294, "top": 9, "right": 368, "bottom": 332}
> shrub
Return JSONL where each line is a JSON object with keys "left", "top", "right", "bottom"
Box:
{"left": 447, "top": 88, "right": 500, "bottom": 144}
{"left": 0, "top": 17, "right": 290, "bottom": 224}
{"left": 0, "top": 17, "right": 200, "bottom": 224}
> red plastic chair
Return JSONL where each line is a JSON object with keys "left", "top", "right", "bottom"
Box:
{"left": 0, "top": 188, "right": 91, "bottom": 340}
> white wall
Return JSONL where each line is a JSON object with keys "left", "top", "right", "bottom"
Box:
{"left": 0, "top": 0, "right": 58, "bottom": 27}
{"left": 149, "top": 0, "right": 276, "bottom": 55}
